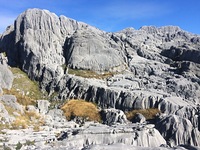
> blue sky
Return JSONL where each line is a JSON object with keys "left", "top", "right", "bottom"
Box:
{"left": 0, "top": 0, "right": 200, "bottom": 34}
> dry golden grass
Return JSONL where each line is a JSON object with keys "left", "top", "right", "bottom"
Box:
{"left": 0, "top": 67, "right": 46, "bottom": 130}
{"left": 1, "top": 101, "right": 44, "bottom": 130}
{"left": 2, "top": 67, "right": 48, "bottom": 106}
{"left": 3, "top": 88, "right": 36, "bottom": 106}
{"left": 11, "top": 116, "right": 28, "bottom": 129}
{"left": 68, "top": 68, "right": 114, "bottom": 79}
{"left": 61, "top": 99, "right": 101, "bottom": 122}
{"left": 11, "top": 110, "right": 44, "bottom": 130}
{"left": 125, "top": 108, "right": 160, "bottom": 121}
{"left": 2, "top": 103, "right": 27, "bottom": 129}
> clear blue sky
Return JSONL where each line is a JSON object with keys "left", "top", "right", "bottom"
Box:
{"left": 0, "top": 0, "right": 200, "bottom": 34}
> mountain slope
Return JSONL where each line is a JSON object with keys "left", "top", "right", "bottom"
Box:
{"left": 0, "top": 8, "right": 200, "bottom": 147}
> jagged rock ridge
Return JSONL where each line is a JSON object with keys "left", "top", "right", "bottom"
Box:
{"left": 0, "top": 8, "right": 200, "bottom": 148}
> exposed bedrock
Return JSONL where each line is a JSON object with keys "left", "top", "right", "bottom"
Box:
{"left": 155, "top": 114, "right": 200, "bottom": 147}
{"left": 0, "top": 8, "right": 200, "bottom": 147}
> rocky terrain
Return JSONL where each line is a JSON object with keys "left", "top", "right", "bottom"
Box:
{"left": 0, "top": 8, "right": 200, "bottom": 149}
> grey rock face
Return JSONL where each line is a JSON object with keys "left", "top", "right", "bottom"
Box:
{"left": 58, "top": 123, "right": 166, "bottom": 149}
{"left": 36, "top": 100, "right": 50, "bottom": 115}
{"left": 45, "top": 108, "right": 68, "bottom": 127}
{"left": 0, "top": 64, "right": 13, "bottom": 90}
{"left": 0, "top": 8, "right": 104, "bottom": 91}
{"left": 1, "top": 8, "right": 200, "bottom": 148}
{"left": 65, "top": 29, "right": 126, "bottom": 72}
{"left": 155, "top": 115, "right": 200, "bottom": 147}
{"left": 132, "top": 113, "right": 146, "bottom": 123}
{"left": 0, "top": 53, "right": 8, "bottom": 65}
{"left": 0, "top": 95, "right": 24, "bottom": 113}
{"left": 83, "top": 144, "right": 172, "bottom": 150}
{"left": 101, "top": 108, "right": 128, "bottom": 125}
{"left": 0, "top": 102, "right": 15, "bottom": 123}
{"left": 0, "top": 87, "right": 2, "bottom": 95}
{"left": 0, "top": 122, "right": 167, "bottom": 150}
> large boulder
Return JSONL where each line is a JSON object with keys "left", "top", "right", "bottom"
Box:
{"left": 36, "top": 100, "right": 50, "bottom": 115}
{"left": 101, "top": 108, "right": 128, "bottom": 125}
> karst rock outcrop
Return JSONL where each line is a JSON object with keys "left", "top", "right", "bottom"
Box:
{"left": 0, "top": 8, "right": 200, "bottom": 148}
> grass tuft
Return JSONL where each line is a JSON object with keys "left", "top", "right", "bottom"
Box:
{"left": 1, "top": 104, "right": 44, "bottom": 130}
{"left": 68, "top": 68, "right": 114, "bottom": 79}
{"left": 11, "top": 110, "right": 44, "bottom": 130}
{"left": 61, "top": 99, "right": 101, "bottom": 122}
{"left": 125, "top": 108, "right": 160, "bottom": 121}
{"left": 3, "top": 89, "right": 36, "bottom": 106}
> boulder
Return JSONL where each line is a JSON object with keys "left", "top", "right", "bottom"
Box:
{"left": 36, "top": 100, "right": 50, "bottom": 115}
{"left": 101, "top": 108, "right": 128, "bottom": 125}
{"left": 0, "top": 95, "right": 24, "bottom": 114}
{"left": 0, "top": 64, "right": 13, "bottom": 90}
{"left": 0, "top": 102, "right": 15, "bottom": 123}
{"left": 0, "top": 53, "right": 8, "bottom": 65}
{"left": 0, "top": 87, "right": 2, "bottom": 95}
{"left": 26, "top": 105, "right": 39, "bottom": 113}
{"left": 132, "top": 113, "right": 146, "bottom": 123}
{"left": 45, "top": 108, "right": 68, "bottom": 127}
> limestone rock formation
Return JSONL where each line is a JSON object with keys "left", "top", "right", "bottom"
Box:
{"left": 0, "top": 65, "right": 13, "bottom": 90}
{"left": 101, "top": 108, "right": 128, "bottom": 125}
{"left": 0, "top": 95, "right": 24, "bottom": 114}
{"left": 83, "top": 144, "right": 200, "bottom": 150}
{"left": 0, "top": 8, "right": 200, "bottom": 149}
{"left": 0, "top": 87, "right": 2, "bottom": 95}
{"left": 132, "top": 113, "right": 146, "bottom": 123}
{"left": 36, "top": 100, "right": 50, "bottom": 115}
{"left": 155, "top": 114, "right": 200, "bottom": 147}
{"left": 0, "top": 102, "right": 15, "bottom": 124}
{"left": 65, "top": 29, "right": 126, "bottom": 72}
{"left": 56, "top": 123, "right": 167, "bottom": 149}
{"left": 0, "top": 53, "right": 13, "bottom": 89}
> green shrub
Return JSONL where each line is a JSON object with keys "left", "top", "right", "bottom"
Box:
{"left": 16, "top": 142, "right": 22, "bottom": 150}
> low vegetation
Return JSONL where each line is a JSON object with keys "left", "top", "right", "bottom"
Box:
{"left": 2, "top": 67, "right": 48, "bottom": 106}
{"left": 68, "top": 68, "right": 114, "bottom": 79}
{"left": 16, "top": 140, "right": 35, "bottom": 150}
{"left": 0, "top": 67, "right": 46, "bottom": 130}
{"left": 0, "top": 103, "right": 44, "bottom": 130}
{"left": 11, "top": 110, "right": 44, "bottom": 130}
{"left": 3, "top": 88, "right": 36, "bottom": 106}
{"left": 9, "top": 67, "right": 47, "bottom": 100}
{"left": 125, "top": 108, "right": 160, "bottom": 121}
{"left": 61, "top": 99, "right": 101, "bottom": 122}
